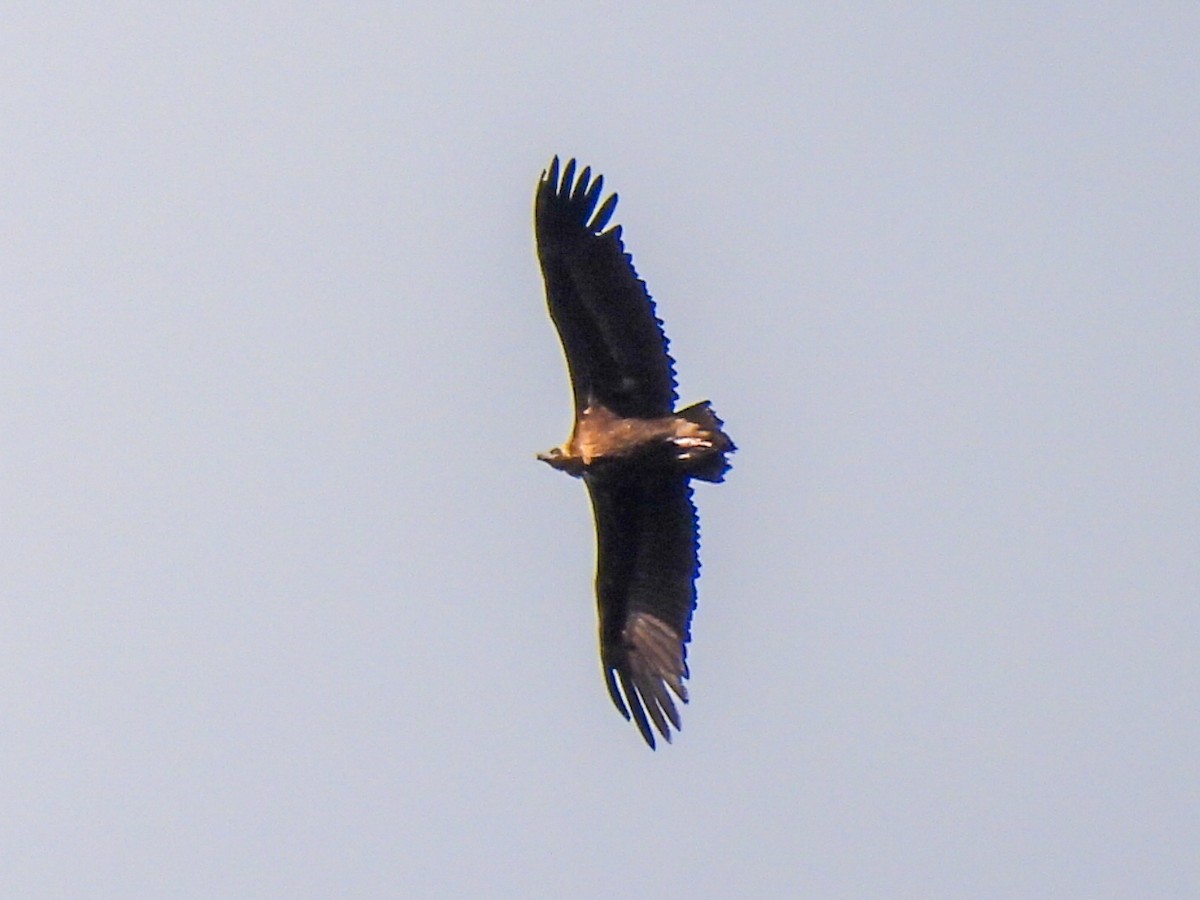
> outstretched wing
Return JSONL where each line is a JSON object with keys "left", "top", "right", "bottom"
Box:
{"left": 586, "top": 471, "right": 699, "bottom": 748}
{"left": 535, "top": 157, "right": 677, "bottom": 419}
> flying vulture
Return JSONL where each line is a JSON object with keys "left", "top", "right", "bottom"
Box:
{"left": 534, "top": 157, "right": 735, "bottom": 748}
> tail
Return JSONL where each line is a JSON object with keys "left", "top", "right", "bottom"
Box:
{"left": 677, "top": 401, "right": 736, "bottom": 483}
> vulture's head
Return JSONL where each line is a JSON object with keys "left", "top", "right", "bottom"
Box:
{"left": 537, "top": 445, "right": 585, "bottom": 477}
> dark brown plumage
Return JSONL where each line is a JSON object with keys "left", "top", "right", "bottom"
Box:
{"left": 534, "top": 157, "right": 734, "bottom": 748}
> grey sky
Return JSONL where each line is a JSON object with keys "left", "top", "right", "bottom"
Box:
{"left": 2, "top": 4, "right": 1197, "bottom": 897}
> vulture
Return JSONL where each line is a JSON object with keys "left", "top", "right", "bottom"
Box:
{"left": 534, "top": 157, "right": 735, "bottom": 748}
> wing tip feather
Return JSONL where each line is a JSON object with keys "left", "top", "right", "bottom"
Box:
{"left": 602, "top": 611, "right": 692, "bottom": 749}
{"left": 541, "top": 155, "right": 620, "bottom": 237}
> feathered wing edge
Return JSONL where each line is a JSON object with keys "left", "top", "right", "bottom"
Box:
{"left": 535, "top": 156, "right": 678, "bottom": 418}
{"left": 542, "top": 156, "right": 619, "bottom": 245}
{"left": 603, "top": 611, "right": 690, "bottom": 749}
{"left": 588, "top": 474, "right": 699, "bottom": 749}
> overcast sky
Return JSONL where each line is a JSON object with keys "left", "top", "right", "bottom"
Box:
{"left": 2, "top": 4, "right": 1197, "bottom": 897}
